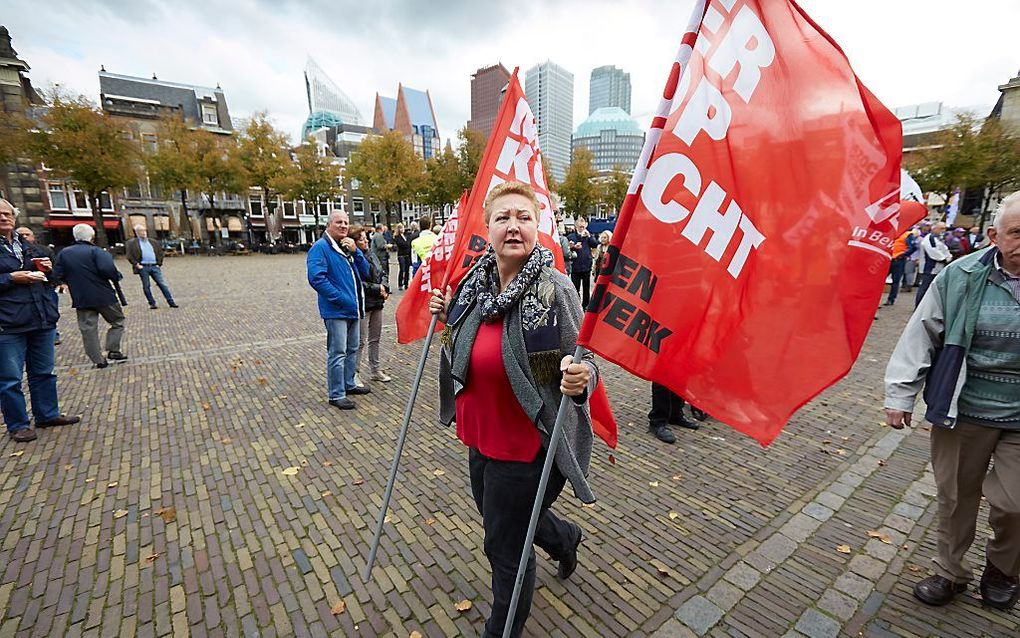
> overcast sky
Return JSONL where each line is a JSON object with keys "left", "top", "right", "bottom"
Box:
{"left": 6, "top": 0, "right": 1018, "bottom": 145}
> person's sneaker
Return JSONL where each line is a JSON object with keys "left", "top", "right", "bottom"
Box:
{"left": 37, "top": 415, "right": 80, "bottom": 428}
{"left": 107, "top": 351, "right": 128, "bottom": 362}
{"left": 690, "top": 407, "right": 708, "bottom": 421}
{"left": 669, "top": 416, "right": 700, "bottom": 431}
{"left": 95, "top": 360, "right": 109, "bottom": 369}
{"left": 347, "top": 386, "right": 372, "bottom": 396}
{"left": 649, "top": 425, "right": 676, "bottom": 444}
{"left": 370, "top": 372, "right": 392, "bottom": 383}
{"left": 913, "top": 575, "right": 966, "bottom": 606}
{"left": 353, "top": 372, "right": 366, "bottom": 388}
{"left": 149, "top": 304, "right": 158, "bottom": 310}
{"left": 558, "top": 523, "right": 583, "bottom": 580}
{"left": 9, "top": 429, "right": 37, "bottom": 442}
{"left": 980, "top": 561, "right": 1020, "bottom": 610}
{"left": 168, "top": 303, "right": 179, "bottom": 308}
{"left": 329, "top": 398, "right": 356, "bottom": 410}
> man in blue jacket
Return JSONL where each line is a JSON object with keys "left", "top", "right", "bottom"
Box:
{"left": 0, "top": 199, "right": 80, "bottom": 442}
{"left": 52, "top": 224, "right": 127, "bottom": 369}
{"left": 306, "top": 210, "right": 370, "bottom": 409}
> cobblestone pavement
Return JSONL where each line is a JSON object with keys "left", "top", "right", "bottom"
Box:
{"left": 0, "top": 254, "right": 1016, "bottom": 637}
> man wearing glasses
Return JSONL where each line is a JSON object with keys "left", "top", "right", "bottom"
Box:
{"left": 0, "top": 199, "right": 80, "bottom": 442}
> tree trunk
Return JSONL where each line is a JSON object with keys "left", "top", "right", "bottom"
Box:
{"left": 205, "top": 192, "right": 219, "bottom": 247}
{"left": 384, "top": 202, "right": 392, "bottom": 228}
{"left": 90, "top": 191, "right": 110, "bottom": 248}
{"left": 313, "top": 198, "right": 321, "bottom": 238}
{"left": 179, "top": 189, "right": 192, "bottom": 240}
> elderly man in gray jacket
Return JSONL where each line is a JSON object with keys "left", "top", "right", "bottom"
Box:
{"left": 884, "top": 191, "right": 1020, "bottom": 611}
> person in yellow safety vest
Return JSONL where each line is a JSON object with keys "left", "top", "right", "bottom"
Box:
{"left": 410, "top": 215, "right": 437, "bottom": 277}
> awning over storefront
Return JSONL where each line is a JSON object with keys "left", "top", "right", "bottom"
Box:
{"left": 226, "top": 216, "right": 243, "bottom": 232}
{"left": 44, "top": 218, "right": 120, "bottom": 229}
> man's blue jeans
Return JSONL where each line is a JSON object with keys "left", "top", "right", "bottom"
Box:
{"left": 325, "top": 318, "right": 360, "bottom": 400}
{"left": 138, "top": 264, "right": 175, "bottom": 306}
{"left": 0, "top": 329, "right": 59, "bottom": 432}
{"left": 886, "top": 256, "right": 907, "bottom": 304}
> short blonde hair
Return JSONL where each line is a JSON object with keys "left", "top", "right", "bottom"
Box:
{"left": 483, "top": 181, "right": 540, "bottom": 223}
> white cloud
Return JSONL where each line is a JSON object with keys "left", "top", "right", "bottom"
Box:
{"left": 5, "top": 0, "right": 1017, "bottom": 145}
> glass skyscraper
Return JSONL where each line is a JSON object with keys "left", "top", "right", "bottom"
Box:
{"left": 588, "top": 65, "right": 631, "bottom": 115}
{"left": 525, "top": 61, "right": 574, "bottom": 184}
{"left": 302, "top": 57, "right": 365, "bottom": 139}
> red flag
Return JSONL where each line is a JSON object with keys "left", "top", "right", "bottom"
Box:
{"left": 395, "top": 71, "right": 617, "bottom": 447}
{"left": 578, "top": 0, "right": 920, "bottom": 446}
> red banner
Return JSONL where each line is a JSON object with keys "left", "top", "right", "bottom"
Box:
{"left": 395, "top": 71, "right": 617, "bottom": 447}
{"left": 578, "top": 0, "right": 916, "bottom": 445}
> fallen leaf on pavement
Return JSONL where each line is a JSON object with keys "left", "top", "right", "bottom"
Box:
{"left": 835, "top": 449, "right": 848, "bottom": 456}
{"left": 9, "top": 451, "right": 24, "bottom": 458}
{"left": 656, "top": 566, "right": 670, "bottom": 577}
{"left": 433, "top": 469, "right": 446, "bottom": 477}
{"left": 608, "top": 454, "right": 616, "bottom": 465}
{"left": 384, "top": 515, "right": 392, "bottom": 523}
{"left": 668, "top": 512, "right": 680, "bottom": 520}
{"left": 352, "top": 478, "right": 364, "bottom": 486}
{"left": 321, "top": 491, "right": 332, "bottom": 497}
{"left": 425, "top": 518, "right": 436, "bottom": 525}
{"left": 836, "top": 544, "right": 852, "bottom": 554}
{"left": 256, "top": 377, "right": 268, "bottom": 385}
{"left": 878, "top": 459, "right": 887, "bottom": 467}
{"left": 279, "top": 395, "right": 288, "bottom": 400}
{"left": 114, "top": 509, "right": 128, "bottom": 519}
{"left": 454, "top": 600, "right": 472, "bottom": 612}
{"left": 107, "top": 482, "right": 118, "bottom": 488}
{"left": 145, "top": 553, "right": 160, "bottom": 562}
{"left": 648, "top": 481, "right": 659, "bottom": 488}
{"left": 154, "top": 507, "right": 177, "bottom": 523}
{"left": 323, "top": 461, "right": 333, "bottom": 467}
{"left": 907, "top": 564, "right": 923, "bottom": 573}
{"left": 281, "top": 467, "right": 299, "bottom": 476}
{"left": 867, "top": 530, "right": 892, "bottom": 544}
{"left": 410, "top": 632, "right": 423, "bottom": 638}
{"left": 330, "top": 600, "right": 346, "bottom": 615}
{"left": 85, "top": 478, "right": 95, "bottom": 483}
{"left": 671, "top": 474, "right": 682, "bottom": 481}
{"left": 201, "top": 402, "right": 211, "bottom": 411}
{"left": 64, "top": 464, "right": 74, "bottom": 470}
{"left": 221, "top": 437, "right": 231, "bottom": 444}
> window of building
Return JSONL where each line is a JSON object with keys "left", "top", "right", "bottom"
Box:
{"left": 283, "top": 202, "right": 295, "bottom": 218}
{"left": 142, "top": 133, "right": 158, "bottom": 152}
{"left": 100, "top": 191, "right": 113, "bottom": 210}
{"left": 124, "top": 182, "right": 144, "bottom": 199}
{"left": 73, "top": 189, "right": 88, "bottom": 210}
{"left": 249, "top": 195, "right": 263, "bottom": 217}
{"left": 353, "top": 199, "right": 364, "bottom": 213}
{"left": 318, "top": 202, "right": 330, "bottom": 218}
{"left": 202, "top": 103, "right": 219, "bottom": 126}
{"left": 371, "top": 202, "right": 380, "bottom": 212}
{"left": 48, "top": 183, "right": 69, "bottom": 210}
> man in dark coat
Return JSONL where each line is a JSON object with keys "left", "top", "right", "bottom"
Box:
{"left": 53, "top": 223, "right": 127, "bottom": 369}
{"left": 17, "top": 226, "right": 62, "bottom": 344}
{"left": 0, "top": 199, "right": 79, "bottom": 442}
{"left": 567, "top": 217, "right": 599, "bottom": 307}
{"left": 124, "top": 224, "right": 178, "bottom": 309}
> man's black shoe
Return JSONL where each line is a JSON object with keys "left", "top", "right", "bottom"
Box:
{"left": 37, "top": 415, "right": 80, "bottom": 428}
{"left": 149, "top": 304, "right": 158, "bottom": 310}
{"left": 9, "top": 429, "right": 37, "bottom": 442}
{"left": 691, "top": 407, "right": 708, "bottom": 421}
{"left": 169, "top": 303, "right": 179, "bottom": 308}
{"left": 329, "top": 398, "right": 356, "bottom": 410}
{"left": 95, "top": 361, "right": 109, "bottom": 369}
{"left": 107, "top": 351, "right": 128, "bottom": 361}
{"left": 558, "top": 524, "right": 583, "bottom": 580}
{"left": 669, "top": 416, "right": 700, "bottom": 431}
{"left": 347, "top": 386, "right": 371, "bottom": 396}
{"left": 649, "top": 425, "right": 676, "bottom": 444}
{"left": 913, "top": 575, "right": 966, "bottom": 606}
{"left": 980, "top": 561, "right": 1019, "bottom": 610}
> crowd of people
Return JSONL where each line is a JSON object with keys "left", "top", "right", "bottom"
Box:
{"left": 885, "top": 221, "right": 989, "bottom": 308}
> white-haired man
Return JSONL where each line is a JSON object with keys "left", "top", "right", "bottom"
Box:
{"left": 52, "top": 224, "right": 127, "bottom": 369}
{"left": 125, "top": 224, "right": 178, "bottom": 309}
{"left": 306, "top": 210, "right": 370, "bottom": 409}
{"left": 0, "top": 199, "right": 79, "bottom": 442}
{"left": 885, "top": 191, "right": 1020, "bottom": 611}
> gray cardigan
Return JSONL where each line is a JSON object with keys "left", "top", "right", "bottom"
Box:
{"left": 438, "top": 268, "right": 598, "bottom": 504}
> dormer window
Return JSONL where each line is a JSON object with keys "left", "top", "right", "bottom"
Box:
{"left": 202, "top": 103, "right": 218, "bottom": 126}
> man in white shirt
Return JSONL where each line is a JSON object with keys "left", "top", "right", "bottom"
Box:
{"left": 915, "top": 222, "right": 952, "bottom": 308}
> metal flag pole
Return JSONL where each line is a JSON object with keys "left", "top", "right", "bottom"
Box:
{"left": 362, "top": 313, "right": 440, "bottom": 582}
{"left": 502, "top": 0, "right": 709, "bottom": 633}
{"left": 501, "top": 346, "right": 584, "bottom": 638}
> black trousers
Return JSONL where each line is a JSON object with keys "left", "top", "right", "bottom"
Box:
{"left": 469, "top": 448, "right": 574, "bottom": 638}
{"left": 649, "top": 382, "right": 686, "bottom": 428}
{"left": 570, "top": 271, "right": 591, "bottom": 308}
{"left": 398, "top": 254, "right": 411, "bottom": 288}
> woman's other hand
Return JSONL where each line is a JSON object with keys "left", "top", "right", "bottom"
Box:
{"left": 560, "top": 355, "right": 591, "bottom": 397}
{"left": 429, "top": 285, "right": 453, "bottom": 323}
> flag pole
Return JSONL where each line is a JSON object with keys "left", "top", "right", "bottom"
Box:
{"left": 362, "top": 312, "right": 440, "bottom": 582}
{"left": 503, "top": 2, "right": 709, "bottom": 634}
{"left": 501, "top": 345, "right": 583, "bottom": 638}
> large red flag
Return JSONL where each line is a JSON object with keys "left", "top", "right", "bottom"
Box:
{"left": 395, "top": 70, "right": 618, "bottom": 447}
{"left": 578, "top": 0, "right": 921, "bottom": 446}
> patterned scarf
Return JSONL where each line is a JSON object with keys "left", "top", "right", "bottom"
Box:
{"left": 457, "top": 244, "right": 554, "bottom": 323}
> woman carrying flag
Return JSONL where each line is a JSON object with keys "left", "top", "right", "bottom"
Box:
{"left": 429, "top": 180, "right": 596, "bottom": 637}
